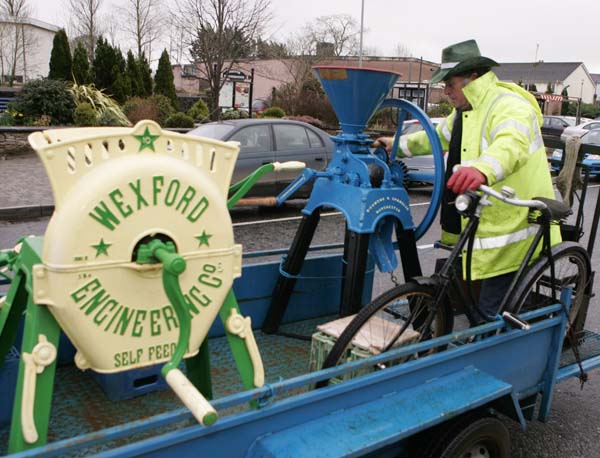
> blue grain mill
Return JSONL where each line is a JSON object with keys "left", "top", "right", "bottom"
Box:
{"left": 263, "top": 66, "right": 445, "bottom": 332}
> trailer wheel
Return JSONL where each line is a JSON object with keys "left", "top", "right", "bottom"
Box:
{"left": 421, "top": 415, "right": 510, "bottom": 458}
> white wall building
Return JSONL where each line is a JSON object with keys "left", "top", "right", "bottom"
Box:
{"left": 591, "top": 73, "right": 600, "bottom": 103}
{"left": 0, "top": 16, "right": 60, "bottom": 84}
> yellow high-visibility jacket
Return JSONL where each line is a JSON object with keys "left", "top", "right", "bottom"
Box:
{"left": 399, "top": 71, "right": 560, "bottom": 280}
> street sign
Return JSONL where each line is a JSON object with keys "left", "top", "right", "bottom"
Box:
{"left": 223, "top": 70, "right": 247, "bottom": 82}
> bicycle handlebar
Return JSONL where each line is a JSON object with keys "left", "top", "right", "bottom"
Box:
{"left": 477, "top": 185, "right": 548, "bottom": 211}
{"left": 452, "top": 165, "right": 548, "bottom": 211}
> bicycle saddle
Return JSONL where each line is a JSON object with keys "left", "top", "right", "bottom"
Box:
{"left": 532, "top": 196, "right": 572, "bottom": 221}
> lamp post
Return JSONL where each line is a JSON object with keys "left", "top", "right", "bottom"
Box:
{"left": 359, "top": 0, "right": 365, "bottom": 67}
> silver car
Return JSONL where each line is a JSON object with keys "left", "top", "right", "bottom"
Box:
{"left": 188, "top": 119, "right": 334, "bottom": 197}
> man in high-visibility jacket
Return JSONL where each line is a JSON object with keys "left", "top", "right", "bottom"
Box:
{"left": 377, "top": 39, "right": 559, "bottom": 317}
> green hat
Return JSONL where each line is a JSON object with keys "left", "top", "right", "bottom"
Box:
{"left": 430, "top": 39, "right": 499, "bottom": 84}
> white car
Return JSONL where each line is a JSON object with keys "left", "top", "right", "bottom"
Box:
{"left": 560, "top": 119, "right": 600, "bottom": 141}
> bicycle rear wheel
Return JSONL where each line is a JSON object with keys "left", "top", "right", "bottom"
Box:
{"left": 317, "top": 283, "right": 453, "bottom": 387}
{"left": 508, "top": 242, "right": 591, "bottom": 329}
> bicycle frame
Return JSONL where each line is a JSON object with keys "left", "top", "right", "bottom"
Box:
{"left": 427, "top": 189, "right": 556, "bottom": 328}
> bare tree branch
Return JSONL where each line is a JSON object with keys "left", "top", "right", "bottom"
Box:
{"left": 66, "top": 0, "right": 102, "bottom": 57}
{"left": 393, "top": 42, "right": 413, "bottom": 58}
{"left": 305, "top": 14, "right": 360, "bottom": 57}
{"left": 172, "top": 0, "right": 272, "bottom": 119}
{"left": 116, "top": 0, "right": 164, "bottom": 59}
{"left": 0, "top": 0, "right": 34, "bottom": 85}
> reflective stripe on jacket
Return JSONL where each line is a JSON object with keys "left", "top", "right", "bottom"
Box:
{"left": 399, "top": 71, "right": 560, "bottom": 280}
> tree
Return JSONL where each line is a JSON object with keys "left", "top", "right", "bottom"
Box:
{"left": 561, "top": 87, "right": 570, "bottom": 115}
{"left": 126, "top": 50, "right": 143, "bottom": 96}
{"left": 173, "top": 0, "right": 272, "bottom": 119}
{"left": 272, "top": 31, "right": 323, "bottom": 118}
{"left": 305, "top": 14, "right": 360, "bottom": 57}
{"left": 72, "top": 41, "right": 91, "bottom": 83}
{"left": 0, "top": 0, "right": 35, "bottom": 86}
{"left": 118, "top": 0, "right": 163, "bottom": 58}
{"left": 67, "top": 0, "right": 103, "bottom": 58}
{"left": 154, "top": 49, "right": 178, "bottom": 109}
{"left": 48, "top": 29, "right": 73, "bottom": 80}
{"left": 138, "top": 52, "right": 153, "bottom": 96}
{"left": 249, "top": 37, "right": 287, "bottom": 59}
{"left": 393, "top": 42, "right": 413, "bottom": 58}
{"left": 110, "top": 64, "right": 131, "bottom": 104}
{"left": 92, "top": 37, "right": 126, "bottom": 98}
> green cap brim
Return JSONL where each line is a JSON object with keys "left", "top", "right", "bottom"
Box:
{"left": 430, "top": 56, "right": 499, "bottom": 84}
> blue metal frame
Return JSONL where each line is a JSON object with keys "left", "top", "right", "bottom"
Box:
{"left": 9, "top": 301, "right": 599, "bottom": 458}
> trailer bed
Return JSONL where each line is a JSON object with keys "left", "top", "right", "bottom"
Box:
{"left": 4, "top": 312, "right": 600, "bottom": 457}
{"left": 0, "top": 316, "right": 334, "bottom": 456}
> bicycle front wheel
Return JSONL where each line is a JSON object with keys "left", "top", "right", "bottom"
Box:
{"left": 508, "top": 242, "right": 591, "bottom": 328}
{"left": 317, "top": 283, "right": 453, "bottom": 387}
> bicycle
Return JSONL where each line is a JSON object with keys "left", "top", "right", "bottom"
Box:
{"left": 318, "top": 184, "right": 592, "bottom": 383}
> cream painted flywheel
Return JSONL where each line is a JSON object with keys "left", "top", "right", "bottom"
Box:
{"left": 28, "top": 121, "right": 242, "bottom": 373}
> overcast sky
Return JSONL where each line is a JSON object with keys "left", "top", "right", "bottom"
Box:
{"left": 29, "top": 0, "right": 600, "bottom": 74}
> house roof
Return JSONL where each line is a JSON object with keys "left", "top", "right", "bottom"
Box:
{"left": 591, "top": 73, "right": 600, "bottom": 84}
{"left": 0, "top": 16, "right": 60, "bottom": 33}
{"left": 494, "top": 62, "right": 582, "bottom": 83}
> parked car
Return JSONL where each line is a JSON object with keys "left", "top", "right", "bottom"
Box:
{"left": 550, "top": 129, "right": 600, "bottom": 176}
{"left": 187, "top": 119, "right": 334, "bottom": 198}
{"left": 560, "top": 119, "right": 600, "bottom": 141}
{"left": 541, "top": 115, "right": 574, "bottom": 137}
{"left": 398, "top": 118, "right": 444, "bottom": 185}
{"left": 401, "top": 117, "right": 444, "bottom": 135}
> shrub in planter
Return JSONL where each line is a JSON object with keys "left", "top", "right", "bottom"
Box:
{"left": 284, "top": 115, "right": 324, "bottom": 128}
{"left": 221, "top": 108, "right": 249, "bottom": 120}
{"left": 0, "top": 112, "right": 15, "bottom": 126}
{"left": 187, "top": 99, "right": 209, "bottom": 121}
{"left": 149, "top": 94, "right": 175, "bottom": 125}
{"left": 123, "top": 97, "right": 159, "bottom": 124}
{"left": 165, "top": 112, "right": 194, "bottom": 128}
{"left": 99, "top": 109, "right": 125, "bottom": 126}
{"left": 70, "top": 82, "right": 130, "bottom": 126}
{"left": 12, "top": 79, "right": 75, "bottom": 125}
{"left": 74, "top": 102, "right": 98, "bottom": 126}
{"left": 262, "top": 106, "right": 285, "bottom": 118}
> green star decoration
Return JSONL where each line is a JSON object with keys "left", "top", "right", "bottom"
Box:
{"left": 195, "top": 231, "right": 212, "bottom": 247}
{"left": 92, "top": 239, "right": 112, "bottom": 257}
{"left": 134, "top": 126, "right": 159, "bottom": 152}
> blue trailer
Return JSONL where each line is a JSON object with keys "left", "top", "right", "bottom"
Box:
{"left": 1, "top": 66, "right": 598, "bottom": 457}
{"left": 1, "top": 248, "right": 598, "bottom": 457}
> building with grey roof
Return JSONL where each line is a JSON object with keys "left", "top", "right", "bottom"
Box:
{"left": 495, "top": 62, "right": 596, "bottom": 103}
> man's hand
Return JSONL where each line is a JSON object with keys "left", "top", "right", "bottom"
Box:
{"left": 447, "top": 167, "right": 486, "bottom": 194}
{"left": 373, "top": 136, "right": 395, "bottom": 153}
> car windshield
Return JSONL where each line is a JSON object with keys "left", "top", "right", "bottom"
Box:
{"left": 583, "top": 130, "right": 600, "bottom": 145}
{"left": 563, "top": 118, "right": 577, "bottom": 126}
{"left": 402, "top": 122, "right": 423, "bottom": 135}
{"left": 188, "top": 123, "right": 235, "bottom": 139}
{"left": 401, "top": 119, "right": 440, "bottom": 135}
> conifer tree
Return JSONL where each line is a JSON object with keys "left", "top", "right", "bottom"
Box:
{"left": 92, "top": 37, "right": 127, "bottom": 100}
{"left": 72, "top": 41, "right": 91, "bottom": 84}
{"left": 48, "top": 29, "right": 73, "bottom": 80}
{"left": 138, "top": 53, "right": 153, "bottom": 97}
{"left": 110, "top": 65, "right": 132, "bottom": 104}
{"left": 126, "top": 50, "right": 143, "bottom": 97}
{"left": 154, "top": 49, "right": 179, "bottom": 109}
